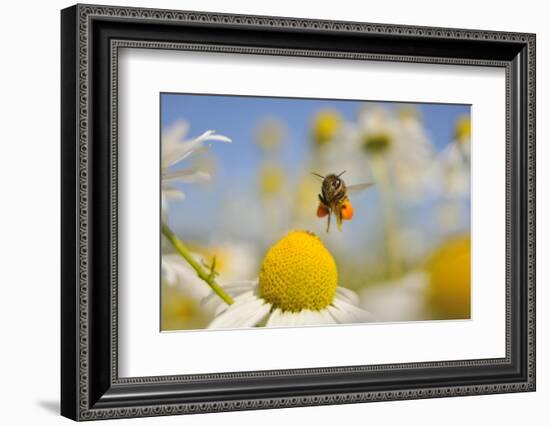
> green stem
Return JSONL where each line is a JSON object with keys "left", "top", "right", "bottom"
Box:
{"left": 161, "top": 223, "right": 234, "bottom": 305}
{"left": 370, "top": 154, "right": 402, "bottom": 279}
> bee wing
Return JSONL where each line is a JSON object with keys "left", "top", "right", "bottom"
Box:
{"left": 347, "top": 182, "right": 374, "bottom": 194}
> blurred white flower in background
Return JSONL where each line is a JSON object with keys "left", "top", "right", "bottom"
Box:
{"left": 354, "top": 104, "right": 436, "bottom": 201}
{"left": 162, "top": 242, "right": 257, "bottom": 301}
{"left": 161, "top": 120, "right": 231, "bottom": 205}
{"left": 162, "top": 254, "right": 212, "bottom": 304}
{"left": 430, "top": 115, "right": 471, "bottom": 234}
{"left": 398, "top": 227, "right": 430, "bottom": 267}
{"left": 255, "top": 117, "right": 287, "bottom": 153}
{"left": 359, "top": 270, "right": 429, "bottom": 322}
{"left": 161, "top": 253, "right": 217, "bottom": 329}
{"left": 435, "top": 115, "right": 471, "bottom": 199}
{"left": 199, "top": 242, "right": 259, "bottom": 285}
{"left": 310, "top": 109, "right": 373, "bottom": 186}
{"left": 393, "top": 107, "right": 437, "bottom": 200}
{"left": 337, "top": 104, "right": 436, "bottom": 278}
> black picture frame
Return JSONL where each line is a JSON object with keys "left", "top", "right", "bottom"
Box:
{"left": 61, "top": 3, "right": 536, "bottom": 421}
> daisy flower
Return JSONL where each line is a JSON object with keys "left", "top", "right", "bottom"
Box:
{"left": 254, "top": 117, "right": 286, "bottom": 152}
{"left": 205, "top": 230, "right": 372, "bottom": 329}
{"left": 356, "top": 104, "right": 435, "bottom": 201}
{"left": 161, "top": 120, "right": 231, "bottom": 203}
{"left": 309, "top": 109, "right": 371, "bottom": 185}
{"left": 436, "top": 115, "right": 471, "bottom": 199}
{"left": 430, "top": 116, "right": 471, "bottom": 234}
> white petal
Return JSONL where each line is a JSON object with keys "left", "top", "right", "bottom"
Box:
{"left": 163, "top": 169, "right": 211, "bottom": 184}
{"left": 201, "top": 277, "right": 256, "bottom": 316}
{"left": 243, "top": 303, "right": 272, "bottom": 328}
{"left": 162, "top": 186, "right": 185, "bottom": 200}
{"left": 213, "top": 301, "right": 228, "bottom": 317}
{"left": 161, "top": 254, "right": 211, "bottom": 299}
{"left": 266, "top": 310, "right": 297, "bottom": 327}
{"left": 329, "top": 297, "right": 373, "bottom": 323}
{"left": 164, "top": 145, "right": 192, "bottom": 167}
{"left": 165, "top": 131, "right": 232, "bottom": 168}
{"left": 291, "top": 310, "right": 332, "bottom": 326}
{"left": 201, "top": 132, "right": 232, "bottom": 143}
{"left": 317, "top": 308, "right": 338, "bottom": 324}
{"left": 335, "top": 287, "right": 360, "bottom": 306}
{"left": 208, "top": 295, "right": 270, "bottom": 329}
{"left": 212, "top": 291, "right": 257, "bottom": 316}
{"left": 161, "top": 122, "right": 190, "bottom": 166}
{"left": 161, "top": 258, "right": 177, "bottom": 286}
{"left": 162, "top": 121, "right": 189, "bottom": 149}
{"left": 327, "top": 305, "right": 352, "bottom": 324}
{"left": 210, "top": 297, "right": 259, "bottom": 327}
{"left": 292, "top": 310, "right": 312, "bottom": 325}
{"left": 281, "top": 311, "right": 299, "bottom": 327}
{"left": 266, "top": 308, "right": 338, "bottom": 328}
{"left": 265, "top": 308, "right": 285, "bottom": 327}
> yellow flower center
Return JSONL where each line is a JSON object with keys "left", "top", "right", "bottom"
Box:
{"left": 259, "top": 163, "right": 285, "bottom": 196}
{"left": 363, "top": 132, "right": 392, "bottom": 154}
{"left": 397, "top": 105, "right": 421, "bottom": 122}
{"left": 312, "top": 109, "right": 342, "bottom": 147}
{"left": 259, "top": 230, "right": 338, "bottom": 312}
{"left": 426, "top": 236, "right": 471, "bottom": 319}
{"left": 161, "top": 286, "right": 199, "bottom": 330}
{"left": 455, "top": 116, "right": 471, "bottom": 141}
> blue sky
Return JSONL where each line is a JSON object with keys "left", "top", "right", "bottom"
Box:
{"left": 161, "top": 93, "right": 470, "bottom": 246}
{"left": 161, "top": 93, "right": 470, "bottom": 177}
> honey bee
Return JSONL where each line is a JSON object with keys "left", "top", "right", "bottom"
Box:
{"left": 313, "top": 171, "right": 373, "bottom": 232}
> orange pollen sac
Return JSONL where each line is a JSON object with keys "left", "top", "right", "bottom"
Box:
{"left": 317, "top": 204, "right": 329, "bottom": 218}
{"left": 341, "top": 200, "right": 354, "bottom": 220}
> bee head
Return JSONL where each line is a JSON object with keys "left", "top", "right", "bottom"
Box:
{"left": 334, "top": 171, "right": 346, "bottom": 187}
{"left": 323, "top": 173, "right": 343, "bottom": 191}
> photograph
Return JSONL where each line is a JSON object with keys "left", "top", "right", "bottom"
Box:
{"left": 160, "top": 94, "right": 472, "bottom": 331}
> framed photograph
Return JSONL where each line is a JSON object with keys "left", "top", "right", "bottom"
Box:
{"left": 61, "top": 3, "right": 536, "bottom": 421}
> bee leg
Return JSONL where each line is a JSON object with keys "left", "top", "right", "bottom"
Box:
{"left": 326, "top": 212, "right": 331, "bottom": 232}
{"left": 336, "top": 210, "right": 343, "bottom": 232}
